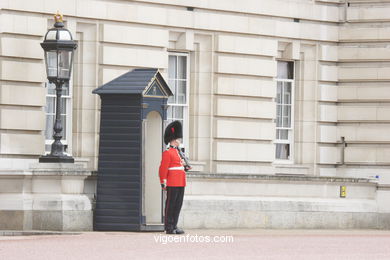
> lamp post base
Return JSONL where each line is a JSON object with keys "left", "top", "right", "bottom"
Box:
{"left": 39, "top": 155, "right": 75, "bottom": 163}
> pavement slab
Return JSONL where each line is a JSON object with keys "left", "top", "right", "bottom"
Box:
{"left": 1, "top": 229, "right": 390, "bottom": 260}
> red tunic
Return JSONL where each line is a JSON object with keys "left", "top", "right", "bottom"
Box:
{"left": 159, "top": 147, "right": 186, "bottom": 187}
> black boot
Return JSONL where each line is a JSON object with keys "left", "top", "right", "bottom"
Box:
{"left": 175, "top": 228, "right": 185, "bottom": 234}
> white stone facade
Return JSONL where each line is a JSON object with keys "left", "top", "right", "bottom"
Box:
{"left": 0, "top": 0, "right": 390, "bottom": 229}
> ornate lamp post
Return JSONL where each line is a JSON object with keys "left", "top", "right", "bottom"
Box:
{"left": 39, "top": 12, "right": 77, "bottom": 163}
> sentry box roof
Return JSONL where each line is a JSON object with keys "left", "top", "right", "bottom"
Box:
{"left": 93, "top": 68, "right": 173, "bottom": 98}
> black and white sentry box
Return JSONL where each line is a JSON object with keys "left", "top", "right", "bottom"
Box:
{"left": 92, "top": 68, "right": 173, "bottom": 231}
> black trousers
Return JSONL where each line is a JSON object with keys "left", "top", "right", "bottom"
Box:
{"left": 164, "top": 186, "right": 185, "bottom": 231}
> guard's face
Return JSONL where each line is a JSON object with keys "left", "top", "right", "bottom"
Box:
{"left": 174, "top": 139, "right": 182, "bottom": 146}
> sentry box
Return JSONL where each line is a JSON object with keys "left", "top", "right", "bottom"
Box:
{"left": 93, "top": 69, "right": 173, "bottom": 231}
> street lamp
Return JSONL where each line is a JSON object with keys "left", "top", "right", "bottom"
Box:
{"left": 39, "top": 12, "right": 77, "bottom": 163}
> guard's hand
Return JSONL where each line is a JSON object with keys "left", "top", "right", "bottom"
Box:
{"left": 161, "top": 183, "right": 167, "bottom": 190}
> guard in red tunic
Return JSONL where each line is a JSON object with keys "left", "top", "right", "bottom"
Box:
{"left": 159, "top": 121, "right": 191, "bottom": 234}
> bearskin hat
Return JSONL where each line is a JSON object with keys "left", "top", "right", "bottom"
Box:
{"left": 164, "top": 120, "right": 183, "bottom": 145}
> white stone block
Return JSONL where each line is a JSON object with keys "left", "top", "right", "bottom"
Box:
{"left": 191, "top": 115, "right": 210, "bottom": 139}
{"left": 345, "top": 147, "right": 376, "bottom": 164}
{"left": 102, "top": 45, "right": 167, "bottom": 69}
{"left": 216, "top": 35, "right": 277, "bottom": 57}
{"left": 216, "top": 75, "right": 276, "bottom": 98}
{"left": 192, "top": 72, "right": 212, "bottom": 95}
{"left": 0, "top": 37, "right": 42, "bottom": 59}
{"left": 300, "top": 23, "right": 338, "bottom": 42}
{"left": 339, "top": 67, "right": 390, "bottom": 82}
{"left": 0, "top": 85, "right": 45, "bottom": 107}
{"left": 319, "top": 64, "right": 338, "bottom": 82}
{"left": 320, "top": 84, "right": 337, "bottom": 102}
{"left": 215, "top": 141, "right": 274, "bottom": 162}
{"left": 319, "top": 146, "right": 340, "bottom": 164}
{"left": 0, "top": 109, "right": 45, "bottom": 131}
{"left": 377, "top": 190, "right": 390, "bottom": 213}
{"left": 319, "top": 104, "right": 337, "bottom": 122}
{"left": 353, "top": 124, "right": 390, "bottom": 142}
{"left": 377, "top": 107, "right": 390, "bottom": 121}
{"left": 216, "top": 55, "right": 276, "bottom": 77}
{"left": 0, "top": 13, "right": 47, "bottom": 36}
{"left": 215, "top": 162, "right": 274, "bottom": 174}
{"left": 320, "top": 45, "right": 338, "bottom": 62}
{"left": 337, "top": 125, "right": 357, "bottom": 142}
{"left": 339, "top": 46, "right": 390, "bottom": 61}
{"left": 32, "top": 180, "right": 61, "bottom": 194}
{"left": 338, "top": 86, "right": 357, "bottom": 101}
{"left": 347, "top": 6, "right": 390, "bottom": 22}
{"left": 357, "top": 85, "right": 390, "bottom": 102}
{"left": 339, "top": 26, "right": 382, "bottom": 42}
{"left": 102, "top": 24, "right": 168, "bottom": 48}
{"left": 1, "top": 60, "right": 45, "bottom": 83}
{"left": 104, "top": 1, "right": 136, "bottom": 22}
{"left": 338, "top": 106, "right": 376, "bottom": 121}
{"left": 215, "top": 119, "right": 275, "bottom": 141}
{"left": 300, "top": 122, "right": 316, "bottom": 143}
{"left": 0, "top": 133, "right": 44, "bottom": 155}
{"left": 76, "top": 0, "right": 108, "bottom": 19}
{"left": 101, "top": 68, "right": 130, "bottom": 85}
{"left": 300, "top": 143, "right": 316, "bottom": 164}
{"left": 319, "top": 125, "right": 337, "bottom": 143}
{"left": 215, "top": 97, "right": 275, "bottom": 119}
{"left": 301, "top": 101, "right": 316, "bottom": 121}
{"left": 319, "top": 167, "right": 337, "bottom": 177}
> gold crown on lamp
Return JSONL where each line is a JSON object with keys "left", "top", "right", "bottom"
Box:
{"left": 54, "top": 11, "right": 63, "bottom": 23}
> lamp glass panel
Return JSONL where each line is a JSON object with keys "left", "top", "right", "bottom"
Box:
{"left": 45, "top": 30, "right": 57, "bottom": 40}
{"left": 46, "top": 51, "right": 58, "bottom": 78}
{"left": 59, "top": 30, "right": 71, "bottom": 40}
{"left": 58, "top": 50, "right": 71, "bottom": 79}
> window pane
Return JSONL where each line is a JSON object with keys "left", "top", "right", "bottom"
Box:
{"left": 276, "top": 105, "right": 281, "bottom": 117}
{"left": 167, "top": 106, "right": 173, "bottom": 120}
{"left": 178, "top": 56, "right": 187, "bottom": 79}
{"left": 276, "top": 117, "right": 282, "bottom": 127}
{"left": 283, "top": 105, "right": 291, "bottom": 119}
{"left": 277, "top": 61, "right": 294, "bottom": 79}
{"left": 47, "top": 82, "right": 56, "bottom": 95}
{"left": 46, "top": 97, "right": 55, "bottom": 114}
{"left": 60, "top": 99, "right": 67, "bottom": 115}
{"left": 175, "top": 106, "right": 184, "bottom": 119}
{"left": 168, "top": 56, "right": 177, "bottom": 79}
{"left": 276, "top": 82, "right": 282, "bottom": 103}
{"left": 283, "top": 116, "right": 290, "bottom": 128}
{"left": 284, "top": 83, "right": 292, "bottom": 104}
{"left": 62, "top": 82, "right": 70, "bottom": 96}
{"left": 61, "top": 115, "right": 67, "bottom": 141}
{"left": 45, "top": 144, "right": 52, "bottom": 152}
{"left": 45, "top": 115, "right": 54, "bottom": 140}
{"left": 177, "top": 80, "right": 187, "bottom": 104}
{"left": 279, "top": 129, "right": 289, "bottom": 140}
{"left": 168, "top": 80, "right": 176, "bottom": 103}
{"left": 276, "top": 143, "right": 290, "bottom": 160}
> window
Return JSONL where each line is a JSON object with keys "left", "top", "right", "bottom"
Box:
{"left": 167, "top": 53, "right": 189, "bottom": 148}
{"left": 275, "top": 61, "right": 294, "bottom": 161}
{"left": 44, "top": 82, "right": 72, "bottom": 154}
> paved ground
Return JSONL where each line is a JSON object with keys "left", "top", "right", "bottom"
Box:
{"left": 1, "top": 229, "right": 390, "bottom": 260}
